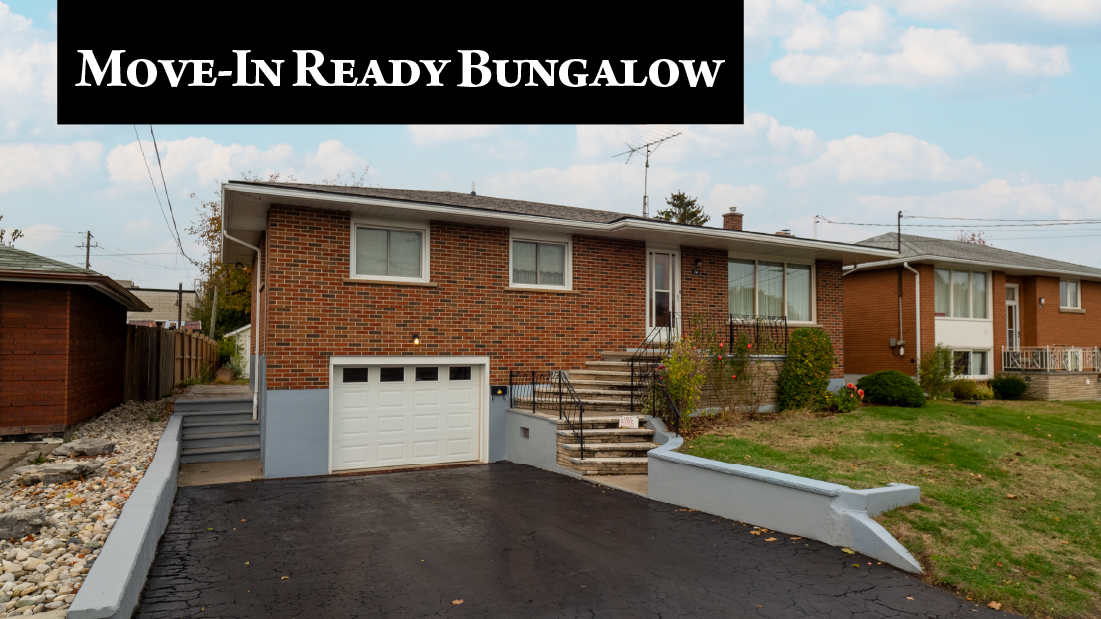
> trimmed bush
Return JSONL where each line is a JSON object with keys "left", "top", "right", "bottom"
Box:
{"left": 974, "top": 382, "right": 995, "bottom": 400}
{"left": 777, "top": 328, "right": 834, "bottom": 411}
{"left": 991, "top": 373, "right": 1029, "bottom": 400}
{"left": 919, "top": 344, "right": 954, "bottom": 400}
{"left": 856, "top": 370, "right": 925, "bottom": 407}
{"left": 950, "top": 379, "right": 979, "bottom": 401}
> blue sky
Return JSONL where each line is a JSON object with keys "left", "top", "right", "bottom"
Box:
{"left": 2, "top": 0, "right": 1100, "bottom": 290}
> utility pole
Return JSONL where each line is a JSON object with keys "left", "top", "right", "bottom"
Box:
{"left": 897, "top": 211, "right": 903, "bottom": 254}
{"left": 209, "top": 284, "right": 219, "bottom": 339}
{"left": 75, "top": 231, "right": 99, "bottom": 270}
{"left": 613, "top": 132, "right": 682, "bottom": 218}
{"left": 177, "top": 282, "right": 183, "bottom": 330}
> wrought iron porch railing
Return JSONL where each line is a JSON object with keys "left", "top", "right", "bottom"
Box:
{"left": 1002, "top": 346, "right": 1101, "bottom": 372}
{"left": 508, "top": 369, "right": 586, "bottom": 459}
{"left": 628, "top": 313, "right": 789, "bottom": 413}
{"left": 634, "top": 367, "right": 682, "bottom": 436}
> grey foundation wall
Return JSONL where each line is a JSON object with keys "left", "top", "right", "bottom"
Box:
{"left": 504, "top": 408, "right": 565, "bottom": 473}
{"left": 262, "top": 388, "right": 329, "bottom": 478}
{"left": 489, "top": 393, "right": 508, "bottom": 462}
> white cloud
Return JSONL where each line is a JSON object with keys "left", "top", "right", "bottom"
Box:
{"left": 407, "top": 125, "right": 502, "bottom": 145}
{"left": 705, "top": 184, "right": 770, "bottom": 225}
{"left": 781, "top": 133, "right": 987, "bottom": 186}
{"left": 106, "top": 138, "right": 366, "bottom": 192}
{"left": 893, "top": 0, "right": 1101, "bottom": 25}
{"left": 0, "top": 141, "right": 103, "bottom": 193}
{"left": 124, "top": 219, "right": 152, "bottom": 232}
{"left": 16, "top": 223, "right": 62, "bottom": 252}
{"left": 855, "top": 176, "right": 1101, "bottom": 220}
{"left": 0, "top": 3, "right": 57, "bottom": 137}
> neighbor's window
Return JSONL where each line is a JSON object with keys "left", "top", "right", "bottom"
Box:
{"left": 953, "top": 350, "right": 989, "bottom": 377}
{"left": 934, "top": 269, "right": 989, "bottom": 318}
{"left": 1060, "top": 280, "right": 1080, "bottom": 309}
{"left": 511, "top": 240, "right": 568, "bottom": 288}
{"left": 727, "top": 258, "right": 813, "bottom": 321}
{"left": 354, "top": 225, "right": 425, "bottom": 280}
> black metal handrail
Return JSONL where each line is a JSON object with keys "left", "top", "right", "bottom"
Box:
{"left": 636, "top": 367, "right": 682, "bottom": 436}
{"left": 629, "top": 310, "right": 678, "bottom": 413}
{"left": 508, "top": 369, "right": 586, "bottom": 459}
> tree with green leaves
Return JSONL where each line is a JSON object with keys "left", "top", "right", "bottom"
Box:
{"left": 657, "top": 191, "right": 710, "bottom": 226}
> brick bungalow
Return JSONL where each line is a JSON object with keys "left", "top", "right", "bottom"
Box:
{"left": 220, "top": 182, "right": 897, "bottom": 478}
{"left": 843, "top": 233, "right": 1101, "bottom": 399}
{"left": 0, "top": 246, "right": 150, "bottom": 435}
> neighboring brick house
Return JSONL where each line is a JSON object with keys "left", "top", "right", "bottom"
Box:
{"left": 0, "top": 246, "right": 150, "bottom": 435}
{"left": 118, "top": 281, "right": 198, "bottom": 329}
{"left": 221, "top": 183, "right": 897, "bottom": 478}
{"left": 843, "top": 234, "right": 1101, "bottom": 397}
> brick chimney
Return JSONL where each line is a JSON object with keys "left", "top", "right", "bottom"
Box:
{"left": 775, "top": 229, "right": 793, "bottom": 237}
{"left": 722, "top": 207, "right": 744, "bottom": 231}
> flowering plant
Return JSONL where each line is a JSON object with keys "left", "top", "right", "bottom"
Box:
{"left": 832, "top": 383, "right": 863, "bottom": 413}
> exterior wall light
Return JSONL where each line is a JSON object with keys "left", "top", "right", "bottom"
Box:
{"left": 1039, "top": 297, "right": 1045, "bottom": 308}
{"left": 412, "top": 333, "right": 420, "bottom": 345}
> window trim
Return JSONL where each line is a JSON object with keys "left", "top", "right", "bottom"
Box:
{"left": 349, "top": 217, "right": 431, "bottom": 283}
{"left": 726, "top": 251, "right": 816, "bottom": 324}
{"left": 950, "top": 348, "right": 993, "bottom": 379}
{"left": 933, "top": 267, "right": 992, "bottom": 321}
{"left": 1060, "top": 279, "right": 1082, "bottom": 309}
{"left": 508, "top": 230, "right": 573, "bottom": 291}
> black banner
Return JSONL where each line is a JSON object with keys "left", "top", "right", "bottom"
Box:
{"left": 57, "top": 2, "right": 745, "bottom": 125}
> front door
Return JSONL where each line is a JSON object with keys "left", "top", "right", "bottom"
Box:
{"left": 1005, "top": 284, "right": 1020, "bottom": 350}
{"left": 647, "top": 248, "right": 680, "bottom": 341}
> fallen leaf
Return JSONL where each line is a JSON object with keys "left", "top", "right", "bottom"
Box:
{"left": 281, "top": 576, "right": 289, "bottom": 580}
{"left": 452, "top": 599, "right": 464, "bottom": 605}
{"left": 750, "top": 530, "right": 762, "bottom": 536}
{"left": 1006, "top": 494, "right": 1017, "bottom": 499}
{"left": 70, "top": 497, "right": 86, "bottom": 507}
{"left": 790, "top": 537, "right": 802, "bottom": 540}
{"left": 841, "top": 548, "right": 855, "bottom": 554}
{"left": 852, "top": 564, "right": 860, "bottom": 568}
{"left": 906, "top": 596, "right": 914, "bottom": 600}
{"left": 988, "top": 601, "right": 1002, "bottom": 610}
{"left": 765, "top": 537, "right": 778, "bottom": 542}
{"left": 754, "top": 604, "right": 762, "bottom": 608}
{"left": 996, "top": 562, "right": 1003, "bottom": 567}
{"left": 244, "top": 562, "right": 249, "bottom": 565}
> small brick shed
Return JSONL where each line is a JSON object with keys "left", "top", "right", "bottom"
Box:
{"left": 0, "top": 245, "right": 150, "bottom": 435}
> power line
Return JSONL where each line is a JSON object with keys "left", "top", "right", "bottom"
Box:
{"left": 905, "top": 215, "right": 1101, "bottom": 222}
{"left": 148, "top": 125, "right": 199, "bottom": 268}
{"left": 134, "top": 125, "right": 181, "bottom": 256}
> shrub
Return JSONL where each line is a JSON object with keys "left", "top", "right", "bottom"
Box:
{"left": 833, "top": 383, "right": 864, "bottom": 413}
{"left": 973, "top": 382, "right": 995, "bottom": 400}
{"left": 991, "top": 373, "right": 1029, "bottom": 400}
{"left": 950, "top": 379, "right": 979, "bottom": 401}
{"left": 777, "top": 328, "right": 834, "bottom": 411}
{"left": 856, "top": 370, "right": 925, "bottom": 407}
{"left": 919, "top": 344, "right": 954, "bottom": 399}
{"left": 657, "top": 337, "right": 709, "bottom": 429}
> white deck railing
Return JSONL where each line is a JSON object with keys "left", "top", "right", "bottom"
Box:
{"left": 1002, "top": 346, "right": 1101, "bottom": 372}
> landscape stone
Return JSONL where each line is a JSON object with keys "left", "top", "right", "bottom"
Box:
{"left": 13, "top": 462, "right": 101, "bottom": 486}
{"left": 0, "top": 510, "right": 47, "bottom": 541}
{"left": 51, "top": 439, "right": 116, "bottom": 458}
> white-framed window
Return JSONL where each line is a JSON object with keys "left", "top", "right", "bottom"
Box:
{"left": 350, "top": 218, "right": 430, "bottom": 283}
{"left": 509, "top": 231, "right": 572, "bottom": 290}
{"left": 952, "top": 349, "right": 991, "bottom": 378}
{"left": 727, "top": 255, "right": 814, "bottom": 322}
{"left": 934, "top": 269, "right": 989, "bottom": 319}
{"left": 1060, "top": 280, "right": 1081, "bottom": 309}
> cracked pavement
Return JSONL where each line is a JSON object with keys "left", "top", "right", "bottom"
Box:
{"left": 134, "top": 463, "right": 1013, "bottom": 618}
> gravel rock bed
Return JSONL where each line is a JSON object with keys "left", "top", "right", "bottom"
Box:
{"left": 0, "top": 399, "right": 172, "bottom": 616}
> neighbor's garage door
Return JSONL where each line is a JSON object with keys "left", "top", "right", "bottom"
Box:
{"left": 331, "top": 363, "right": 481, "bottom": 471}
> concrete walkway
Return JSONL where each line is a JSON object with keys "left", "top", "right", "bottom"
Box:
{"left": 175, "top": 384, "right": 253, "bottom": 403}
{"left": 135, "top": 463, "right": 1009, "bottom": 618}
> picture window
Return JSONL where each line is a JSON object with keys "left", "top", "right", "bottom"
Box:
{"left": 511, "top": 240, "right": 568, "bottom": 287}
{"left": 351, "top": 221, "right": 429, "bottom": 282}
{"left": 727, "top": 258, "right": 813, "bottom": 321}
{"left": 934, "top": 269, "right": 988, "bottom": 318}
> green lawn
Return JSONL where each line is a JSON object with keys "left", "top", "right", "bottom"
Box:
{"left": 681, "top": 400, "right": 1101, "bottom": 619}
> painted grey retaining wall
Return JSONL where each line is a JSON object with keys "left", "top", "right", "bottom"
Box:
{"left": 68, "top": 414, "right": 183, "bottom": 619}
{"left": 645, "top": 418, "right": 923, "bottom": 573}
{"left": 262, "top": 388, "right": 329, "bottom": 478}
{"left": 504, "top": 408, "right": 567, "bottom": 473}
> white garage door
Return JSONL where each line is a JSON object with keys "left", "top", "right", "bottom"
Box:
{"left": 331, "top": 363, "right": 481, "bottom": 471}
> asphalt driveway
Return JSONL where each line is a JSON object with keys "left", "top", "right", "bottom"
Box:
{"left": 135, "top": 463, "right": 1008, "bottom": 618}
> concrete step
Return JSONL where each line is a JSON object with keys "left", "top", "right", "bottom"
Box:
{"left": 182, "top": 419, "right": 259, "bottom": 435}
{"left": 555, "top": 428, "right": 654, "bottom": 438}
{"left": 568, "top": 379, "right": 637, "bottom": 388}
{"left": 179, "top": 409, "right": 254, "bottom": 423}
{"left": 182, "top": 431, "right": 260, "bottom": 449}
{"left": 174, "top": 398, "right": 253, "bottom": 413}
{"left": 598, "top": 350, "right": 664, "bottom": 361}
{"left": 568, "top": 369, "right": 634, "bottom": 381}
{"left": 180, "top": 444, "right": 261, "bottom": 464}
{"left": 567, "top": 457, "right": 650, "bottom": 476}
{"left": 561, "top": 442, "right": 658, "bottom": 457}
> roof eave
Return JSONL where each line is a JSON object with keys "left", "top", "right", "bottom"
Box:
{"left": 0, "top": 270, "right": 153, "bottom": 312}
{"left": 844, "top": 255, "right": 1101, "bottom": 282}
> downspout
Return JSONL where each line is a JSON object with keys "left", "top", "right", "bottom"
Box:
{"left": 902, "top": 263, "right": 921, "bottom": 371}
{"left": 898, "top": 266, "right": 904, "bottom": 357}
{"left": 223, "top": 229, "right": 261, "bottom": 421}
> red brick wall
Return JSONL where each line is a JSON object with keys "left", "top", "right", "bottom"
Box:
{"left": 66, "top": 285, "right": 125, "bottom": 425}
{"left": 1016, "top": 276, "right": 1101, "bottom": 349}
{"left": 815, "top": 260, "right": 845, "bottom": 378}
{"left": 260, "top": 206, "right": 850, "bottom": 388}
{"left": 0, "top": 283, "right": 71, "bottom": 427}
{"left": 843, "top": 265, "right": 931, "bottom": 377}
{"left": 992, "top": 271, "right": 1007, "bottom": 373}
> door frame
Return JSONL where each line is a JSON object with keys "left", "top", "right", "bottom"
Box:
{"left": 1005, "top": 283, "right": 1020, "bottom": 350}
{"left": 326, "top": 355, "right": 491, "bottom": 474}
{"left": 645, "top": 246, "right": 682, "bottom": 341}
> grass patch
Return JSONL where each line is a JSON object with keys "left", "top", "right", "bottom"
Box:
{"left": 681, "top": 400, "right": 1101, "bottom": 618}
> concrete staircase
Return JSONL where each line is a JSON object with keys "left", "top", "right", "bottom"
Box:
{"left": 174, "top": 396, "right": 259, "bottom": 464}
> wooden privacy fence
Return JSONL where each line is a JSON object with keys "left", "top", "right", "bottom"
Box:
{"left": 124, "top": 325, "right": 217, "bottom": 401}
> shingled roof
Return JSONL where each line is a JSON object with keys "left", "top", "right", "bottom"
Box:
{"left": 858, "top": 233, "right": 1101, "bottom": 278}
{"left": 229, "top": 182, "right": 639, "bottom": 224}
{"left": 0, "top": 245, "right": 150, "bottom": 311}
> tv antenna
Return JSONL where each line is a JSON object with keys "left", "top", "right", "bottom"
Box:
{"left": 613, "top": 131, "right": 682, "bottom": 218}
